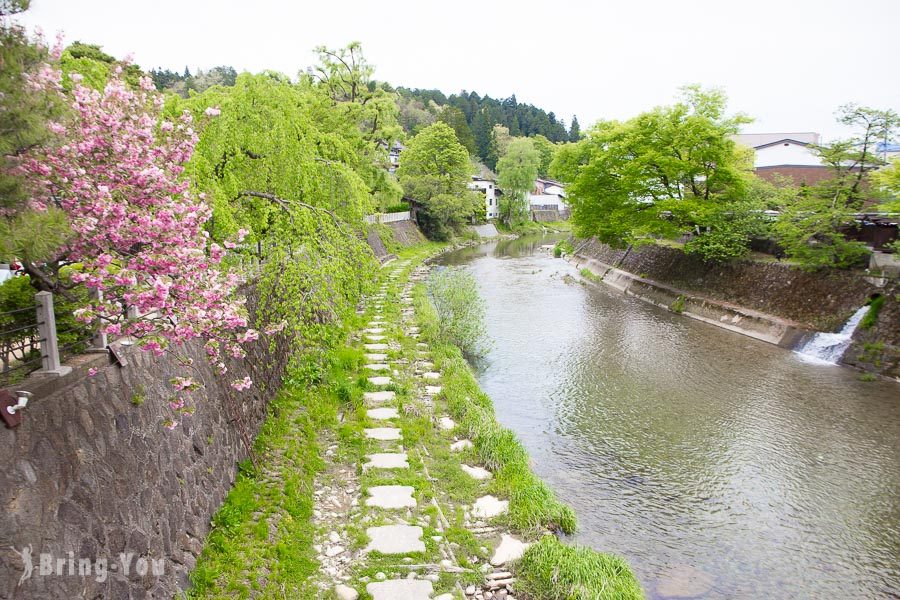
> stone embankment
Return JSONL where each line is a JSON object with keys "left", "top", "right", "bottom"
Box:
{"left": 573, "top": 238, "right": 898, "bottom": 376}
{"left": 309, "top": 260, "right": 531, "bottom": 600}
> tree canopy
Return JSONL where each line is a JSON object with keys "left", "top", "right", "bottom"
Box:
{"left": 497, "top": 137, "right": 540, "bottom": 225}
{"left": 555, "top": 86, "right": 754, "bottom": 253}
{"left": 395, "top": 122, "right": 480, "bottom": 239}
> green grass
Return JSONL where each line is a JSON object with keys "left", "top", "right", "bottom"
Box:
{"left": 579, "top": 267, "right": 602, "bottom": 283}
{"left": 670, "top": 294, "right": 686, "bottom": 314}
{"left": 187, "top": 353, "right": 349, "bottom": 598}
{"left": 859, "top": 295, "right": 885, "bottom": 330}
{"left": 515, "top": 536, "right": 644, "bottom": 600}
{"left": 412, "top": 284, "right": 576, "bottom": 535}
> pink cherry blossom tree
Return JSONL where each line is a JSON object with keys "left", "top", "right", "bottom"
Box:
{"left": 18, "top": 62, "right": 257, "bottom": 426}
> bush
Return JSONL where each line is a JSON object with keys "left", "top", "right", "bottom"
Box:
{"left": 515, "top": 536, "right": 644, "bottom": 600}
{"left": 426, "top": 267, "right": 489, "bottom": 360}
{"left": 859, "top": 295, "right": 885, "bottom": 330}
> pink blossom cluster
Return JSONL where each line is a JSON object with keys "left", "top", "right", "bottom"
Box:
{"left": 20, "top": 64, "right": 260, "bottom": 428}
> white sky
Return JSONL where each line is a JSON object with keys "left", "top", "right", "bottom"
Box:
{"left": 18, "top": 0, "right": 900, "bottom": 141}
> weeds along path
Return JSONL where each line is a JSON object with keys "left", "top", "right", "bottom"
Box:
{"left": 312, "top": 259, "right": 530, "bottom": 600}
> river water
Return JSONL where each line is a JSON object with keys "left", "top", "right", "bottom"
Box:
{"left": 436, "top": 235, "right": 900, "bottom": 600}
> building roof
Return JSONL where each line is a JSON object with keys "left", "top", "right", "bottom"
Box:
{"left": 734, "top": 132, "right": 820, "bottom": 148}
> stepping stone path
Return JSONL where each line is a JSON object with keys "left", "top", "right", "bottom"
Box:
{"left": 473, "top": 495, "right": 509, "bottom": 519}
{"left": 365, "top": 427, "right": 402, "bottom": 441}
{"left": 366, "top": 407, "right": 399, "bottom": 420}
{"left": 366, "top": 579, "right": 433, "bottom": 600}
{"left": 310, "top": 261, "right": 526, "bottom": 600}
{"left": 364, "top": 391, "right": 396, "bottom": 404}
{"left": 461, "top": 464, "right": 492, "bottom": 480}
{"left": 366, "top": 485, "right": 417, "bottom": 508}
{"left": 365, "top": 524, "right": 425, "bottom": 554}
{"left": 364, "top": 453, "right": 409, "bottom": 470}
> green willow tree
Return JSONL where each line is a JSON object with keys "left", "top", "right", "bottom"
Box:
{"left": 395, "top": 122, "right": 480, "bottom": 240}
{"left": 552, "top": 86, "right": 754, "bottom": 259}
{"left": 180, "top": 72, "right": 379, "bottom": 372}
{"left": 497, "top": 137, "right": 541, "bottom": 225}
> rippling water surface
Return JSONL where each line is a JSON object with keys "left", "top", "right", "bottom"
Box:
{"left": 436, "top": 236, "right": 900, "bottom": 599}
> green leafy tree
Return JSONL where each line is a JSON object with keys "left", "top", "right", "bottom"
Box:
{"left": 309, "top": 42, "right": 401, "bottom": 147}
{"left": 872, "top": 157, "right": 900, "bottom": 211}
{"left": 426, "top": 267, "right": 489, "bottom": 360}
{"left": 497, "top": 137, "right": 541, "bottom": 225}
{"left": 438, "top": 105, "right": 476, "bottom": 155}
{"left": 182, "top": 72, "right": 379, "bottom": 368}
{"left": 774, "top": 105, "right": 896, "bottom": 267}
{"left": 486, "top": 124, "right": 512, "bottom": 170}
{"left": 395, "top": 122, "right": 479, "bottom": 239}
{"left": 530, "top": 134, "right": 556, "bottom": 177}
{"left": 569, "top": 115, "right": 582, "bottom": 141}
{"left": 0, "top": 3, "right": 70, "bottom": 265}
{"left": 557, "top": 86, "right": 753, "bottom": 251}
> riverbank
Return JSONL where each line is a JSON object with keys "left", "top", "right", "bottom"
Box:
{"left": 188, "top": 242, "right": 643, "bottom": 599}
{"left": 571, "top": 237, "right": 899, "bottom": 377}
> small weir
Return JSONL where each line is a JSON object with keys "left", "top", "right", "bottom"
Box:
{"left": 794, "top": 305, "right": 869, "bottom": 365}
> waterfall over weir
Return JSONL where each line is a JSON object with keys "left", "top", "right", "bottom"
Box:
{"left": 794, "top": 305, "right": 870, "bottom": 365}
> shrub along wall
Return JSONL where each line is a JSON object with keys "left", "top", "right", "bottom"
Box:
{"left": 0, "top": 287, "right": 291, "bottom": 599}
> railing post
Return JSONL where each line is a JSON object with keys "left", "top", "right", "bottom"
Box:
{"left": 90, "top": 289, "right": 108, "bottom": 351}
{"left": 34, "top": 291, "right": 72, "bottom": 376}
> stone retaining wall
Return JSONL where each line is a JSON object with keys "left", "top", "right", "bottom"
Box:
{"left": 574, "top": 238, "right": 883, "bottom": 331}
{"left": 0, "top": 287, "right": 290, "bottom": 599}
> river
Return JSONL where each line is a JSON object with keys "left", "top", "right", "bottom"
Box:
{"left": 435, "top": 235, "right": 900, "bottom": 600}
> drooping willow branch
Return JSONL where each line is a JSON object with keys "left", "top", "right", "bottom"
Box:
{"left": 236, "top": 190, "right": 355, "bottom": 238}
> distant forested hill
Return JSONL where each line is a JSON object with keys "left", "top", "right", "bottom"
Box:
{"left": 394, "top": 87, "right": 580, "bottom": 164}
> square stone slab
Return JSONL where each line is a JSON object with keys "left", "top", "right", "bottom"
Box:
{"left": 365, "top": 427, "right": 402, "bottom": 441}
{"left": 490, "top": 534, "right": 530, "bottom": 566}
{"left": 365, "top": 353, "right": 388, "bottom": 361}
{"left": 461, "top": 464, "right": 492, "bottom": 480}
{"left": 364, "top": 391, "right": 396, "bottom": 404}
{"left": 366, "top": 485, "right": 417, "bottom": 508}
{"left": 368, "top": 376, "right": 392, "bottom": 386}
{"left": 365, "top": 328, "right": 385, "bottom": 334}
{"left": 472, "top": 495, "right": 508, "bottom": 519}
{"left": 367, "top": 407, "right": 399, "bottom": 420}
{"left": 366, "top": 580, "right": 434, "bottom": 600}
{"left": 364, "top": 344, "right": 389, "bottom": 351}
{"left": 366, "top": 335, "right": 386, "bottom": 342}
{"left": 425, "top": 386, "right": 442, "bottom": 395}
{"left": 364, "top": 453, "right": 409, "bottom": 470}
{"left": 365, "top": 525, "right": 425, "bottom": 554}
{"left": 438, "top": 417, "right": 456, "bottom": 430}
{"left": 450, "top": 439, "right": 473, "bottom": 452}
{"left": 365, "top": 363, "right": 390, "bottom": 371}
{"left": 418, "top": 361, "right": 434, "bottom": 369}
{"left": 422, "top": 372, "right": 441, "bottom": 380}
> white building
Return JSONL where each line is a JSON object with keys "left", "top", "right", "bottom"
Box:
{"left": 470, "top": 176, "right": 500, "bottom": 220}
{"left": 528, "top": 178, "right": 568, "bottom": 212}
{"left": 388, "top": 141, "right": 404, "bottom": 173}
{"left": 733, "top": 132, "right": 831, "bottom": 185}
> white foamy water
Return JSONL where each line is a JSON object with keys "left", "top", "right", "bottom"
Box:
{"left": 794, "top": 305, "right": 870, "bottom": 365}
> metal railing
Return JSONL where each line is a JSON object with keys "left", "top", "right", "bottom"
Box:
{"left": 0, "top": 290, "right": 97, "bottom": 385}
